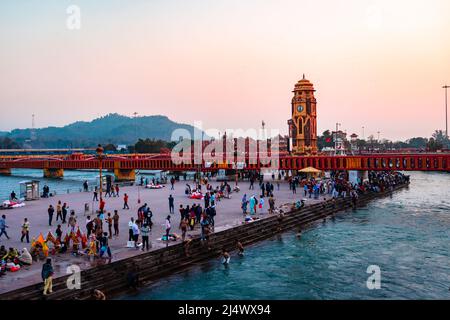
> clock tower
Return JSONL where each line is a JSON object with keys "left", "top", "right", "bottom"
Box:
{"left": 287, "top": 74, "right": 318, "bottom": 155}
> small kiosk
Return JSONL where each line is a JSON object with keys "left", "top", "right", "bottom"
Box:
{"left": 19, "top": 180, "right": 40, "bottom": 201}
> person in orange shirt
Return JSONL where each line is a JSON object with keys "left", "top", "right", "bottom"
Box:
{"left": 123, "top": 193, "right": 129, "bottom": 210}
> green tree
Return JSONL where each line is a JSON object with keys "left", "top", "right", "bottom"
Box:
{"left": 432, "top": 130, "right": 449, "bottom": 146}
{"left": 134, "top": 139, "right": 170, "bottom": 153}
{"left": 426, "top": 137, "right": 443, "bottom": 151}
{"left": 317, "top": 130, "right": 334, "bottom": 150}
{"left": 406, "top": 137, "right": 428, "bottom": 149}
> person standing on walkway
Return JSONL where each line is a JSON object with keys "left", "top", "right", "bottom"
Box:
{"left": 140, "top": 223, "right": 150, "bottom": 251}
{"left": 259, "top": 197, "right": 265, "bottom": 214}
{"left": 168, "top": 195, "right": 175, "bottom": 214}
{"left": 128, "top": 217, "right": 135, "bottom": 241}
{"left": 56, "top": 201, "right": 63, "bottom": 222}
{"left": 249, "top": 196, "right": 256, "bottom": 215}
{"left": 20, "top": 218, "right": 30, "bottom": 243}
{"left": 55, "top": 225, "right": 62, "bottom": 242}
{"left": 93, "top": 187, "right": 99, "bottom": 202}
{"left": 241, "top": 194, "right": 248, "bottom": 215}
{"left": 122, "top": 193, "right": 129, "bottom": 210}
{"left": 106, "top": 213, "right": 113, "bottom": 239}
{"left": 48, "top": 205, "right": 55, "bottom": 226}
{"left": 62, "top": 203, "right": 68, "bottom": 223}
{"left": 132, "top": 221, "right": 140, "bottom": 249}
{"left": 99, "top": 198, "right": 106, "bottom": 213}
{"left": 170, "top": 177, "right": 175, "bottom": 190}
{"left": 113, "top": 210, "right": 120, "bottom": 236}
{"left": 99, "top": 232, "right": 112, "bottom": 259}
{"left": 292, "top": 182, "right": 296, "bottom": 194}
{"left": 179, "top": 218, "right": 188, "bottom": 242}
{"left": 115, "top": 184, "right": 120, "bottom": 197}
{"left": 164, "top": 215, "right": 171, "bottom": 241}
{"left": 42, "top": 258, "right": 54, "bottom": 295}
{"left": 268, "top": 196, "right": 275, "bottom": 214}
{"left": 0, "top": 215, "right": 10, "bottom": 240}
{"left": 68, "top": 212, "right": 77, "bottom": 232}
{"left": 86, "top": 216, "right": 93, "bottom": 237}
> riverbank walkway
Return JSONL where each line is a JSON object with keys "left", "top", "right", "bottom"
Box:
{"left": 0, "top": 180, "right": 328, "bottom": 295}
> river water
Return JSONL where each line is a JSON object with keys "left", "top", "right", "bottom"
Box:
{"left": 0, "top": 169, "right": 165, "bottom": 200}
{"left": 119, "top": 172, "right": 450, "bottom": 300}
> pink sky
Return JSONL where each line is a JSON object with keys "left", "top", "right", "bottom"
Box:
{"left": 0, "top": 0, "right": 449, "bottom": 141}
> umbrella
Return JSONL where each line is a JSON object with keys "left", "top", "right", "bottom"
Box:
{"left": 299, "top": 167, "right": 322, "bottom": 173}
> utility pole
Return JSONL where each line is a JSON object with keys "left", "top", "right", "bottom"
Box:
{"left": 362, "top": 126, "right": 365, "bottom": 140}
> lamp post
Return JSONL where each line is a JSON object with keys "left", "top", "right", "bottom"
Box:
{"left": 96, "top": 144, "right": 105, "bottom": 208}
{"left": 443, "top": 85, "right": 449, "bottom": 139}
{"left": 133, "top": 112, "right": 141, "bottom": 204}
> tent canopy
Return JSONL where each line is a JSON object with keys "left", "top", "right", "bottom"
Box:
{"left": 299, "top": 166, "right": 322, "bottom": 173}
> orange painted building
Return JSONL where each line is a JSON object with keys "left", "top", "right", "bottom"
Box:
{"left": 287, "top": 75, "right": 318, "bottom": 155}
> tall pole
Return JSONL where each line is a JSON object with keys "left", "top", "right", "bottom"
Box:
{"left": 96, "top": 144, "right": 104, "bottom": 209}
{"left": 133, "top": 112, "right": 141, "bottom": 204}
{"left": 335, "top": 122, "right": 341, "bottom": 155}
{"left": 362, "top": 126, "right": 365, "bottom": 140}
{"left": 99, "top": 157, "right": 103, "bottom": 200}
{"left": 443, "top": 85, "right": 449, "bottom": 139}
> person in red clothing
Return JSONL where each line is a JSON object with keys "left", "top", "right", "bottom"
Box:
{"left": 115, "top": 184, "right": 120, "bottom": 197}
{"left": 99, "top": 198, "right": 106, "bottom": 213}
{"left": 123, "top": 193, "right": 130, "bottom": 210}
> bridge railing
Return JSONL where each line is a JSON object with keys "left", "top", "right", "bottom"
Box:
{"left": 0, "top": 153, "right": 449, "bottom": 171}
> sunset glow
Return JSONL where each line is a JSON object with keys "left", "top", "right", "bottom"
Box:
{"left": 0, "top": 0, "right": 449, "bottom": 140}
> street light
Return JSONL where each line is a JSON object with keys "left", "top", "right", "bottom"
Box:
{"left": 443, "top": 85, "right": 449, "bottom": 139}
{"left": 96, "top": 144, "right": 105, "bottom": 208}
{"left": 362, "top": 126, "right": 365, "bottom": 140}
{"left": 133, "top": 112, "right": 141, "bottom": 204}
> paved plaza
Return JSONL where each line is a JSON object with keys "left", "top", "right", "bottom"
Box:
{"left": 0, "top": 179, "right": 329, "bottom": 294}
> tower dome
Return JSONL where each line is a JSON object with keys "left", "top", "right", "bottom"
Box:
{"left": 293, "top": 74, "right": 315, "bottom": 92}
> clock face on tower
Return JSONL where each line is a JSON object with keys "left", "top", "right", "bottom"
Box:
{"left": 297, "top": 105, "right": 304, "bottom": 112}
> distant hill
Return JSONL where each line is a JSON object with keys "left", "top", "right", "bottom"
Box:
{"left": 4, "top": 113, "right": 204, "bottom": 148}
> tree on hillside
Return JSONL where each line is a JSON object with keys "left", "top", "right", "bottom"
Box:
{"left": 103, "top": 144, "right": 117, "bottom": 152}
{"left": 134, "top": 139, "right": 171, "bottom": 153}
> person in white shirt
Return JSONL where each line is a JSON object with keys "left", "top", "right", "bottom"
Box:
{"left": 164, "top": 215, "right": 171, "bottom": 241}
{"left": 132, "top": 222, "right": 140, "bottom": 249}
{"left": 128, "top": 217, "right": 134, "bottom": 242}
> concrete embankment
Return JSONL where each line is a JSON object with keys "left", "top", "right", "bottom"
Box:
{"left": 0, "top": 183, "right": 409, "bottom": 300}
